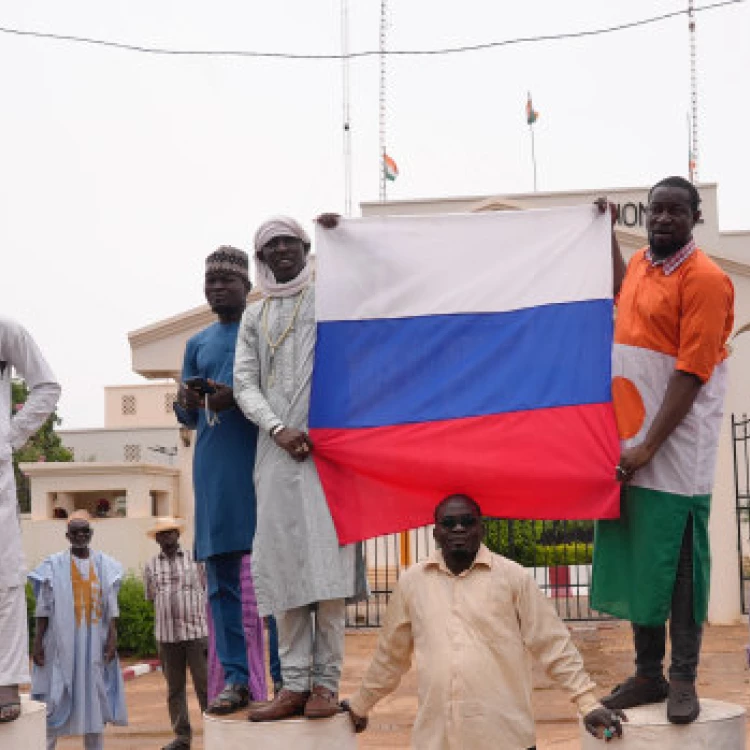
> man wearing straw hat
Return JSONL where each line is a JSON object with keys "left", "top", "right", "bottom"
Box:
{"left": 145, "top": 517, "right": 208, "bottom": 750}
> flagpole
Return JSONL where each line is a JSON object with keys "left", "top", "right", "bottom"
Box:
{"left": 341, "top": 0, "right": 352, "bottom": 216}
{"left": 529, "top": 123, "right": 537, "bottom": 192}
{"left": 687, "top": 112, "right": 694, "bottom": 182}
{"left": 378, "top": 0, "right": 388, "bottom": 202}
{"left": 688, "top": 0, "right": 699, "bottom": 182}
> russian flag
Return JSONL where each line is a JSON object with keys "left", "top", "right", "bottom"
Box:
{"left": 310, "top": 206, "right": 621, "bottom": 544}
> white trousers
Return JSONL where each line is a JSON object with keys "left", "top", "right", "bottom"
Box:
{"left": 0, "top": 585, "right": 29, "bottom": 685}
{"left": 277, "top": 599, "right": 345, "bottom": 693}
{"left": 47, "top": 733, "right": 103, "bottom": 750}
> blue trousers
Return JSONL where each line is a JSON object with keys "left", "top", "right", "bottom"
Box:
{"left": 205, "top": 552, "right": 248, "bottom": 686}
{"left": 47, "top": 735, "right": 102, "bottom": 750}
{"left": 267, "top": 615, "right": 282, "bottom": 685}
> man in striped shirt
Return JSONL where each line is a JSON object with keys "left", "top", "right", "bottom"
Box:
{"left": 144, "top": 518, "right": 208, "bottom": 750}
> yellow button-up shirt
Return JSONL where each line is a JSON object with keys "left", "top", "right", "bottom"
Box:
{"left": 349, "top": 544, "right": 600, "bottom": 750}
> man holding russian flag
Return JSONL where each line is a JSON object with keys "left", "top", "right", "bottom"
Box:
{"left": 592, "top": 177, "right": 735, "bottom": 725}
{"left": 233, "top": 215, "right": 367, "bottom": 723}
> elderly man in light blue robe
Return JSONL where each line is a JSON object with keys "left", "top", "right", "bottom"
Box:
{"left": 29, "top": 512, "right": 127, "bottom": 750}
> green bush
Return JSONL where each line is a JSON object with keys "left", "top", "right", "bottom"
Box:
{"left": 483, "top": 519, "right": 545, "bottom": 566}
{"left": 537, "top": 520, "right": 594, "bottom": 545}
{"left": 116, "top": 575, "right": 157, "bottom": 658}
{"left": 483, "top": 519, "right": 593, "bottom": 567}
{"left": 12, "top": 379, "right": 74, "bottom": 513}
{"left": 534, "top": 542, "right": 593, "bottom": 566}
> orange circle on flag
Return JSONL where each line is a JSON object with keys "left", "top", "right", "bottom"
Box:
{"left": 611, "top": 376, "right": 646, "bottom": 439}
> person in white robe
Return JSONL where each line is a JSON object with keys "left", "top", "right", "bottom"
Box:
{"left": 0, "top": 316, "right": 60, "bottom": 723}
{"left": 29, "top": 512, "right": 128, "bottom": 749}
{"left": 234, "top": 215, "right": 367, "bottom": 722}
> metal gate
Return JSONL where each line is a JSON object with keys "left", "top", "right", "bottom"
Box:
{"left": 731, "top": 414, "right": 750, "bottom": 614}
{"left": 346, "top": 518, "right": 609, "bottom": 628}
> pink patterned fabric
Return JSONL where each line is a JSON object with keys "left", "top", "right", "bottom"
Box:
{"left": 206, "top": 554, "right": 268, "bottom": 702}
{"left": 645, "top": 239, "right": 696, "bottom": 275}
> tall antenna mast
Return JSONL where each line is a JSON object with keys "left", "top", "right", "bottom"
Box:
{"left": 688, "top": 0, "right": 699, "bottom": 182}
{"left": 341, "top": 0, "right": 352, "bottom": 216}
{"left": 378, "top": 0, "right": 388, "bottom": 202}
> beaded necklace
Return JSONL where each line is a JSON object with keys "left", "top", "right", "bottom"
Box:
{"left": 260, "top": 287, "right": 308, "bottom": 386}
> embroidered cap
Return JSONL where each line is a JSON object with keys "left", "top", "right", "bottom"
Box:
{"left": 205, "top": 245, "right": 250, "bottom": 283}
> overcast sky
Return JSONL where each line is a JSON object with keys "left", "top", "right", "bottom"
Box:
{"left": 0, "top": 0, "right": 747, "bottom": 429}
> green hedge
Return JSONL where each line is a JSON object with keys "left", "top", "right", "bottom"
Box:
{"left": 483, "top": 519, "right": 592, "bottom": 566}
{"left": 483, "top": 519, "right": 544, "bottom": 566}
{"left": 116, "top": 575, "right": 157, "bottom": 657}
{"left": 25, "top": 574, "right": 158, "bottom": 658}
{"left": 534, "top": 542, "right": 593, "bottom": 566}
{"left": 537, "top": 520, "right": 594, "bottom": 545}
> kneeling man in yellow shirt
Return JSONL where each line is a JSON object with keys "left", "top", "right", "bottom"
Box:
{"left": 343, "top": 494, "right": 624, "bottom": 749}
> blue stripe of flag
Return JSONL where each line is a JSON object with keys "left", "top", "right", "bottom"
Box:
{"left": 309, "top": 299, "right": 613, "bottom": 429}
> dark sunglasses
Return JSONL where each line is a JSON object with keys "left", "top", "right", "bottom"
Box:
{"left": 68, "top": 527, "right": 92, "bottom": 537}
{"left": 439, "top": 515, "right": 479, "bottom": 530}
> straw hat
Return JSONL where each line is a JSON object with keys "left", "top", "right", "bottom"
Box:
{"left": 68, "top": 509, "right": 92, "bottom": 524}
{"left": 147, "top": 516, "right": 185, "bottom": 539}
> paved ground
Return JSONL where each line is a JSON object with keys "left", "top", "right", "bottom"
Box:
{"left": 54, "top": 620, "right": 749, "bottom": 749}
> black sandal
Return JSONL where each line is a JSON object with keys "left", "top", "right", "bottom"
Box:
{"left": 0, "top": 685, "right": 21, "bottom": 724}
{"left": 0, "top": 702, "right": 21, "bottom": 723}
{"left": 206, "top": 683, "right": 250, "bottom": 715}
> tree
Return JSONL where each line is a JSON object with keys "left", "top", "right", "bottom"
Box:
{"left": 11, "top": 379, "right": 73, "bottom": 513}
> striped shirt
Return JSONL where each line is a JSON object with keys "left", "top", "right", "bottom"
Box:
{"left": 645, "top": 239, "right": 696, "bottom": 275}
{"left": 144, "top": 548, "right": 208, "bottom": 643}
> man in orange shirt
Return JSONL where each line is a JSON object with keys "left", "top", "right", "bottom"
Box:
{"left": 591, "top": 176, "right": 734, "bottom": 724}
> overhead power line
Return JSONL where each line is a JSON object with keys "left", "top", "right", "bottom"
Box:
{"left": 0, "top": 0, "right": 744, "bottom": 61}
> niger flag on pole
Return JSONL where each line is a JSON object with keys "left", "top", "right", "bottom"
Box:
{"left": 526, "top": 93, "right": 539, "bottom": 125}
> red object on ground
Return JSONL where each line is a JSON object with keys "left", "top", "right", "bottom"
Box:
{"left": 549, "top": 566, "right": 573, "bottom": 598}
{"left": 121, "top": 659, "right": 161, "bottom": 681}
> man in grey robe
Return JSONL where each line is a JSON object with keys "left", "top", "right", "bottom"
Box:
{"left": 234, "top": 215, "right": 366, "bottom": 722}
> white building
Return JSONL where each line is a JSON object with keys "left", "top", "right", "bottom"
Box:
{"left": 20, "top": 382, "right": 186, "bottom": 574}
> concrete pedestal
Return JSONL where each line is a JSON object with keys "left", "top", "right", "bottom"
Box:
{"left": 580, "top": 699, "right": 746, "bottom": 750}
{"left": 0, "top": 695, "right": 46, "bottom": 749}
{"left": 204, "top": 711, "right": 357, "bottom": 750}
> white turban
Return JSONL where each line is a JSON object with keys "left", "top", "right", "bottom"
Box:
{"left": 253, "top": 216, "right": 311, "bottom": 254}
{"left": 253, "top": 215, "right": 313, "bottom": 298}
